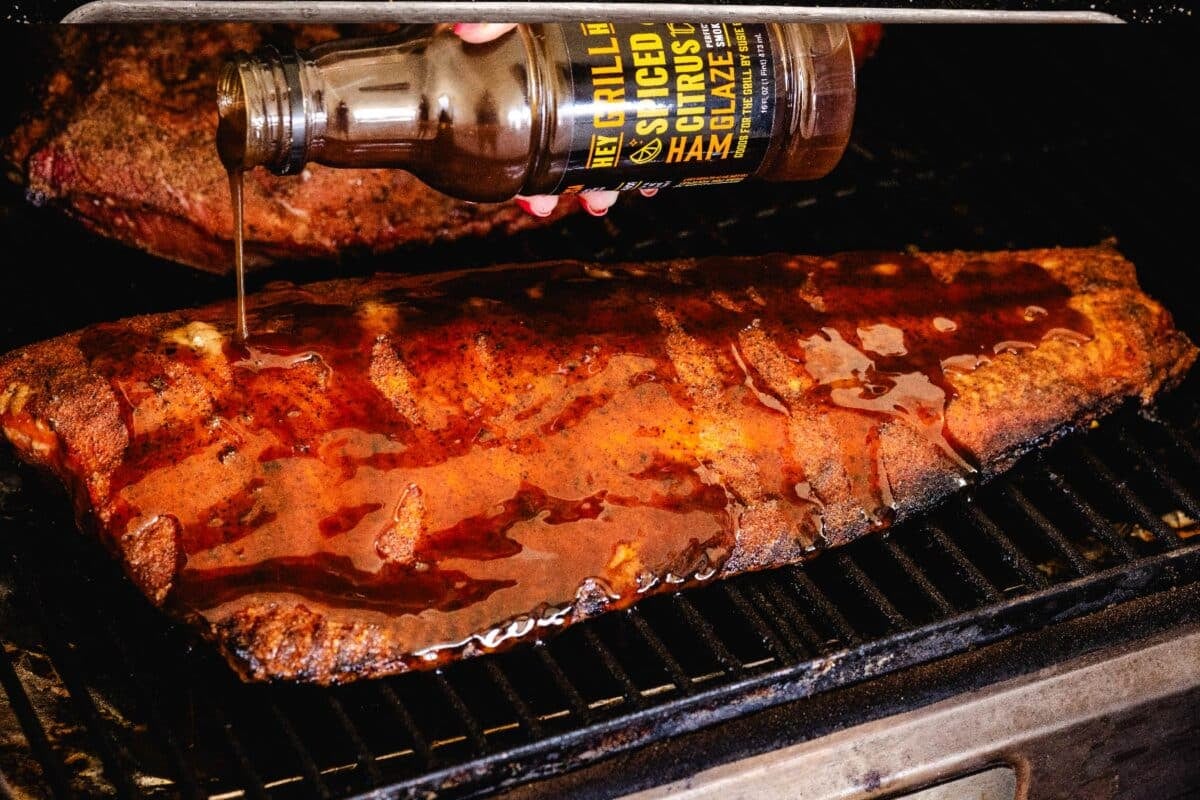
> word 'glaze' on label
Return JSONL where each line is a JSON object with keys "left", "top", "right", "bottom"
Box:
{"left": 558, "top": 22, "right": 776, "bottom": 193}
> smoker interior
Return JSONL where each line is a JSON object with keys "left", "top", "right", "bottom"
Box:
{"left": 1, "top": 25, "right": 1198, "bottom": 800}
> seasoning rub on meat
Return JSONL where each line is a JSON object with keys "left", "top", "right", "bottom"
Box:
{"left": 1, "top": 246, "right": 1193, "bottom": 683}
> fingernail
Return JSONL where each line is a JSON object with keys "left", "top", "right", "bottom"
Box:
{"left": 581, "top": 190, "right": 619, "bottom": 217}
{"left": 581, "top": 198, "right": 609, "bottom": 217}
{"left": 580, "top": 191, "right": 619, "bottom": 217}
{"left": 453, "top": 23, "right": 490, "bottom": 43}
{"left": 454, "top": 23, "right": 518, "bottom": 43}
{"left": 516, "top": 196, "right": 556, "bottom": 218}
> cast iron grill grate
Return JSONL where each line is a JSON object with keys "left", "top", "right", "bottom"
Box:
{"left": 0, "top": 25, "right": 1197, "bottom": 800}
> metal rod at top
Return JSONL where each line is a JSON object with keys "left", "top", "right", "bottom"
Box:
{"left": 63, "top": 1, "right": 1125, "bottom": 24}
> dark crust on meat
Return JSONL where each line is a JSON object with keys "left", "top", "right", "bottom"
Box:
{"left": 3, "top": 25, "right": 571, "bottom": 273}
{"left": 1, "top": 245, "right": 1195, "bottom": 683}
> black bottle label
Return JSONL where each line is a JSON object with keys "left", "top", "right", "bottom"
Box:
{"left": 557, "top": 22, "right": 776, "bottom": 193}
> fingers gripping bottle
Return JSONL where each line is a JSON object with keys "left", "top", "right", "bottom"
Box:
{"left": 217, "top": 22, "right": 856, "bottom": 202}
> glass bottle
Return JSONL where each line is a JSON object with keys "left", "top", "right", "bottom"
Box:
{"left": 217, "top": 23, "right": 856, "bottom": 202}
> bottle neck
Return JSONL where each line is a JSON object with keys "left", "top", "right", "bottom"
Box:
{"left": 219, "top": 41, "right": 437, "bottom": 176}
{"left": 218, "top": 48, "right": 311, "bottom": 175}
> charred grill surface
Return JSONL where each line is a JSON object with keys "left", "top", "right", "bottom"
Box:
{"left": 0, "top": 246, "right": 1192, "bottom": 683}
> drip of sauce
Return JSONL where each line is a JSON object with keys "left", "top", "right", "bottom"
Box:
{"left": 219, "top": 91, "right": 250, "bottom": 342}
{"left": 76, "top": 252, "right": 1094, "bottom": 665}
{"left": 229, "top": 169, "right": 249, "bottom": 342}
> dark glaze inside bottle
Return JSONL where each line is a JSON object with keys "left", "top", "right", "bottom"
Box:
{"left": 75, "top": 252, "right": 1092, "bottom": 666}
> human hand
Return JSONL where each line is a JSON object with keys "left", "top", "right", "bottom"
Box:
{"left": 452, "top": 23, "right": 658, "bottom": 218}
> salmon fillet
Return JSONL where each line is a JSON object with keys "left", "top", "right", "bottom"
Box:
{"left": 0, "top": 246, "right": 1193, "bottom": 683}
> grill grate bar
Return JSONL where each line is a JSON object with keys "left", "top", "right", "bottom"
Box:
{"left": 720, "top": 582, "right": 797, "bottom": 661}
{"left": 483, "top": 660, "right": 543, "bottom": 738}
{"left": 923, "top": 523, "right": 1001, "bottom": 603}
{"left": 1041, "top": 467, "right": 1139, "bottom": 561}
{"left": 625, "top": 608, "right": 693, "bottom": 693}
{"left": 63, "top": 551, "right": 201, "bottom": 798}
{"left": 221, "top": 722, "right": 271, "bottom": 800}
{"left": 781, "top": 567, "right": 861, "bottom": 645}
{"left": 324, "top": 694, "right": 384, "bottom": 786}
{"left": 761, "top": 577, "right": 828, "bottom": 653}
{"left": 580, "top": 627, "right": 644, "bottom": 708}
{"left": 1114, "top": 428, "right": 1200, "bottom": 521}
{"left": 882, "top": 539, "right": 955, "bottom": 615}
{"left": 1076, "top": 446, "right": 1182, "bottom": 548}
{"left": 0, "top": 639, "right": 73, "bottom": 799}
{"left": 1001, "top": 485, "right": 1094, "bottom": 577}
{"left": 961, "top": 503, "right": 1051, "bottom": 590}
{"left": 832, "top": 552, "right": 909, "bottom": 631}
{"left": 670, "top": 594, "right": 740, "bottom": 672}
{"left": 374, "top": 682, "right": 434, "bottom": 768}
{"left": 1152, "top": 420, "right": 1200, "bottom": 468}
{"left": 267, "top": 702, "right": 332, "bottom": 798}
{"left": 533, "top": 645, "right": 591, "bottom": 722}
{"left": 433, "top": 673, "right": 489, "bottom": 752}
{"left": 740, "top": 582, "right": 808, "bottom": 659}
{"left": 21, "top": 571, "right": 141, "bottom": 800}
{"left": 102, "top": 630, "right": 205, "bottom": 799}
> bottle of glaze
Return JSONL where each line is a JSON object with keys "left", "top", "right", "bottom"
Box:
{"left": 216, "top": 22, "right": 857, "bottom": 200}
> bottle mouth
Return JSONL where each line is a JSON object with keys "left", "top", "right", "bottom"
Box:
{"left": 215, "top": 50, "right": 308, "bottom": 175}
